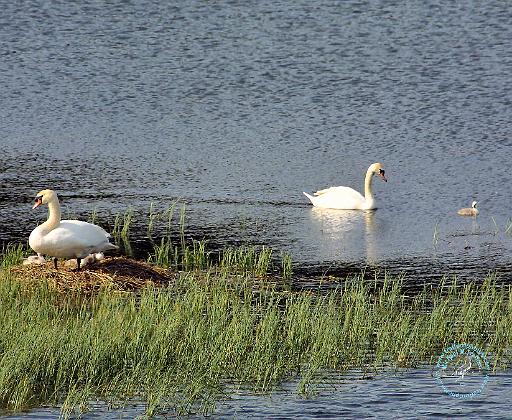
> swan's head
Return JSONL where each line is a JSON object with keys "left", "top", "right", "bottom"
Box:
{"left": 471, "top": 201, "right": 478, "bottom": 208}
{"left": 33, "top": 189, "right": 57, "bottom": 209}
{"left": 370, "top": 162, "right": 387, "bottom": 182}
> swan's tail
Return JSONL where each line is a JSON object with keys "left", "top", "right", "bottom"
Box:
{"left": 303, "top": 191, "right": 315, "bottom": 205}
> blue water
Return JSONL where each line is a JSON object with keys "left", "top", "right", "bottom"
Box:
{"left": 4, "top": 370, "right": 511, "bottom": 419}
{"left": 1, "top": 0, "right": 512, "bottom": 417}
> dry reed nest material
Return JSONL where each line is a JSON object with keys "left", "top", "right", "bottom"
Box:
{"left": 9, "top": 257, "right": 175, "bottom": 292}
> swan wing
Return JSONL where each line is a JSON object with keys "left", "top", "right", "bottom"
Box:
{"left": 37, "top": 221, "right": 117, "bottom": 258}
{"left": 313, "top": 187, "right": 337, "bottom": 196}
{"left": 63, "top": 220, "right": 112, "bottom": 237}
{"left": 305, "top": 186, "right": 367, "bottom": 209}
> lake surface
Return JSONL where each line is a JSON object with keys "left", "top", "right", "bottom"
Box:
{"left": 1, "top": 0, "right": 512, "bottom": 417}
{"left": 1, "top": 0, "right": 512, "bottom": 280}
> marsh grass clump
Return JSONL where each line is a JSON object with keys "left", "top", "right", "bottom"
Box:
{"left": 5, "top": 206, "right": 512, "bottom": 415}
{"left": 1, "top": 243, "right": 28, "bottom": 269}
{"left": 220, "top": 246, "right": 273, "bottom": 276}
{"left": 147, "top": 237, "right": 210, "bottom": 271}
{"left": 505, "top": 218, "right": 512, "bottom": 236}
{"left": 0, "top": 265, "right": 511, "bottom": 418}
{"left": 148, "top": 239, "right": 282, "bottom": 276}
{"left": 148, "top": 236, "right": 176, "bottom": 268}
{"left": 281, "top": 252, "right": 293, "bottom": 279}
{"left": 182, "top": 240, "right": 210, "bottom": 271}
{"left": 106, "top": 203, "right": 292, "bottom": 277}
{"left": 147, "top": 233, "right": 286, "bottom": 276}
{"left": 112, "top": 208, "right": 134, "bottom": 240}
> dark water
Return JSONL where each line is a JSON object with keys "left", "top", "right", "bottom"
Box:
{"left": 1, "top": 0, "right": 512, "bottom": 417}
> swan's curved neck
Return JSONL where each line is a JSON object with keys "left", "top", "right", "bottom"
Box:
{"left": 364, "top": 169, "right": 375, "bottom": 200}
{"left": 40, "top": 197, "right": 61, "bottom": 231}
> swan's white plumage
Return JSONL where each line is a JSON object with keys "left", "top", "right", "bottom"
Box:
{"left": 303, "top": 163, "right": 387, "bottom": 210}
{"left": 30, "top": 220, "right": 116, "bottom": 259}
{"left": 304, "top": 187, "right": 367, "bottom": 210}
{"left": 29, "top": 189, "right": 117, "bottom": 267}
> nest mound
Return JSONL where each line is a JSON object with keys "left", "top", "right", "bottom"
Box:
{"left": 9, "top": 257, "right": 175, "bottom": 292}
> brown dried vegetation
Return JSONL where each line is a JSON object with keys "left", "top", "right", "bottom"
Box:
{"left": 10, "top": 257, "right": 175, "bottom": 293}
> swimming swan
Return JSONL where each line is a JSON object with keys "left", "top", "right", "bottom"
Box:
{"left": 29, "top": 189, "right": 118, "bottom": 270}
{"left": 303, "top": 163, "right": 387, "bottom": 210}
{"left": 457, "top": 201, "right": 479, "bottom": 217}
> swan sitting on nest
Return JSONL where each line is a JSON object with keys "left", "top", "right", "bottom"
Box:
{"left": 29, "top": 189, "right": 118, "bottom": 270}
{"left": 303, "top": 162, "right": 387, "bottom": 210}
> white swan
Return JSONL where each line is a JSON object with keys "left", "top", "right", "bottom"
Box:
{"left": 303, "top": 162, "right": 387, "bottom": 210}
{"left": 457, "top": 201, "right": 479, "bottom": 217}
{"left": 29, "top": 189, "right": 118, "bottom": 270}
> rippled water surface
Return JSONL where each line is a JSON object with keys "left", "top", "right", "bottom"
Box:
{"left": 1, "top": 0, "right": 512, "bottom": 417}
{"left": 2, "top": 0, "right": 512, "bottom": 278}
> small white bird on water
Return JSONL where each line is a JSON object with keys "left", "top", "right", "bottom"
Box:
{"left": 303, "top": 162, "right": 387, "bottom": 210}
{"left": 457, "top": 201, "right": 479, "bottom": 217}
{"left": 29, "top": 189, "right": 118, "bottom": 270}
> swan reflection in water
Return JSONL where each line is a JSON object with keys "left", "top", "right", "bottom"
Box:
{"left": 307, "top": 207, "right": 379, "bottom": 264}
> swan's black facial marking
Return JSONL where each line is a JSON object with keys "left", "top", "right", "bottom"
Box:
{"left": 32, "top": 196, "right": 43, "bottom": 209}
{"left": 377, "top": 168, "right": 387, "bottom": 182}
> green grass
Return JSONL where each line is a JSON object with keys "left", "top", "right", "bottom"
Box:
{"left": 506, "top": 218, "right": 512, "bottom": 236}
{"left": 147, "top": 237, "right": 211, "bottom": 271}
{"left": 112, "top": 208, "right": 134, "bottom": 240}
{"left": 491, "top": 216, "right": 500, "bottom": 235}
{"left": 5, "top": 204, "right": 512, "bottom": 416}
{"left": 219, "top": 245, "right": 273, "bottom": 277}
{"left": 141, "top": 202, "right": 288, "bottom": 276}
{"left": 87, "top": 207, "right": 98, "bottom": 225}
{"left": 146, "top": 202, "right": 159, "bottom": 239}
{"left": 0, "top": 263, "right": 510, "bottom": 417}
{"left": 104, "top": 204, "right": 290, "bottom": 279}
{"left": 147, "top": 239, "right": 282, "bottom": 276}
{"left": 147, "top": 236, "right": 177, "bottom": 268}
{"left": 0, "top": 243, "right": 28, "bottom": 269}
{"left": 281, "top": 252, "right": 293, "bottom": 279}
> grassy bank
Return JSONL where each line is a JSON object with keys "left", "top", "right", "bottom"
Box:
{"left": 0, "top": 248, "right": 511, "bottom": 417}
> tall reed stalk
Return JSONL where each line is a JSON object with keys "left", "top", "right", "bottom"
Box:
{"left": 147, "top": 202, "right": 159, "bottom": 239}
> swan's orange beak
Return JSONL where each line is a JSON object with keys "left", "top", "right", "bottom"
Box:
{"left": 378, "top": 169, "right": 387, "bottom": 182}
{"left": 32, "top": 197, "right": 43, "bottom": 209}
